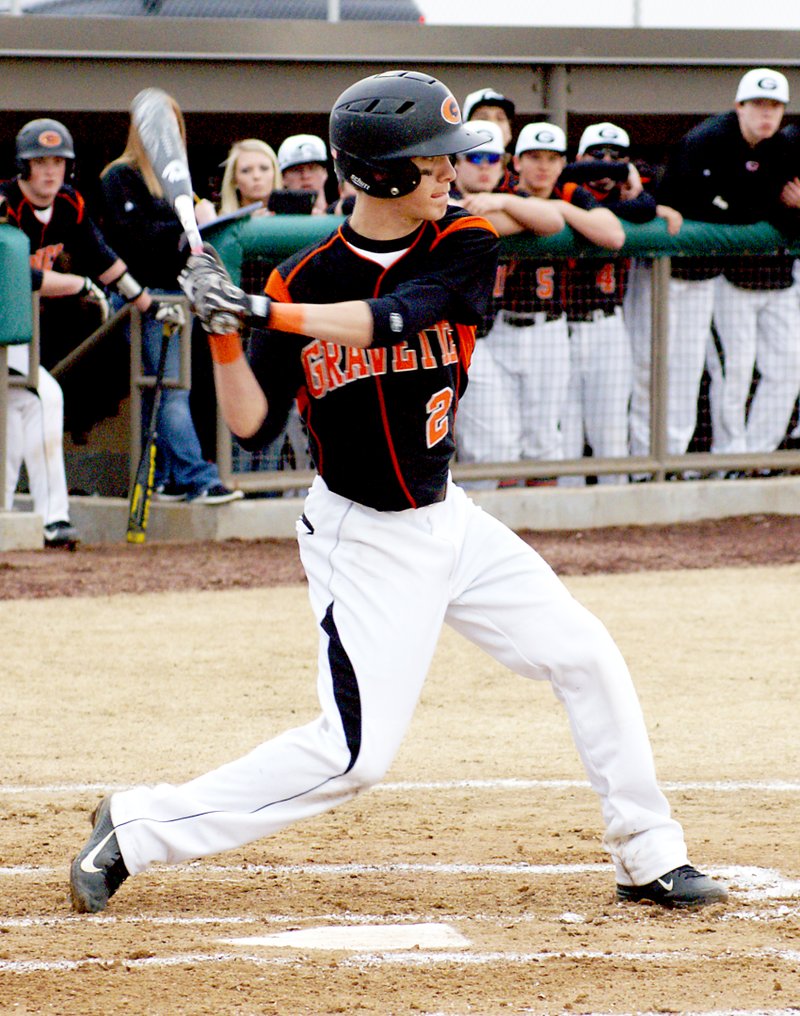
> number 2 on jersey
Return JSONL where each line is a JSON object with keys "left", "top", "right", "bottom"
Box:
{"left": 426, "top": 387, "right": 453, "bottom": 447}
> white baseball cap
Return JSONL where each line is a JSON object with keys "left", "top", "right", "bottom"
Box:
{"left": 463, "top": 87, "right": 516, "bottom": 123}
{"left": 460, "top": 119, "right": 506, "bottom": 156}
{"left": 578, "top": 122, "right": 631, "bottom": 156}
{"left": 735, "top": 68, "right": 789, "bottom": 104}
{"left": 515, "top": 122, "right": 567, "bottom": 156}
{"left": 277, "top": 134, "right": 328, "bottom": 171}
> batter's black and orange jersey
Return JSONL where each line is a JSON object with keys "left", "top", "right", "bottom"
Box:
{"left": 241, "top": 206, "right": 499, "bottom": 512}
{"left": 0, "top": 178, "right": 118, "bottom": 279}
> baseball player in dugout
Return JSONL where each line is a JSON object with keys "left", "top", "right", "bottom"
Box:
{"left": 456, "top": 122, "right": 624, "bottom": 474}
{"left": 558, "top": 122, "right": 657, "bottom": 486}
{"left": 463, "top": 86, "right": 518, "bottom": 192}
{"left": 70, "top": 70, "right": 727, "bottom": 915}
{"left": 656, "top": 67, "right": 800, "bottom": 459}
{"left": 0, "top": 118, "right": 153, "bottom": 547}
{"left": 276, "top": 133, "right": 330, "bottom": 215}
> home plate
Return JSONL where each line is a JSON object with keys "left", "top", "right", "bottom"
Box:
{"left": 220, "top": 923, "right": 469, "bottom": 951}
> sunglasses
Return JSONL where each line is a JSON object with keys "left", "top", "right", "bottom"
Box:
{"left": 463, "top": 152, "right": 503, "bottom": 165}
{"left": 585, "top": 146, "right": 627, "bottom": 160}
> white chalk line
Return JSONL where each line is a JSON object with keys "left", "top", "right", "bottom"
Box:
{"left": 343, "top": 946, "right": 800, "bottom": 968}
{"left": 2, "top": 945, "right": 799, "bottom": 976}
{"left": 2, "top": 777, "right": 800, "bottom": 795}
{"left": 3, "top": 863, "right": 798, "bottom": 898}
{"left": 587, "top": 1011, "right": 800, "bottom": 1016}
{"left": 3, "top": 900, "right": 798, "bottom": 933}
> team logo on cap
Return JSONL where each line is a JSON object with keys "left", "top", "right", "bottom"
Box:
{"left": 758, "top": 77, "right": 778, "bottom": 91}
{"left": 37, "top": 130, "right": 63, "bottom": 148}
{"left": 536, "top": 129, "right": 556, "bottom": 144}
{"left": 598, "top": 127, "right": 621, "bottom": 140}
{"left": 441, "top": 95, "right": 461, "bottom": 125}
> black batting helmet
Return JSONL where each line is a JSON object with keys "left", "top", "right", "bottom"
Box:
{"left": 330, "top": 70, "right": 490, "bottom": 199}
{"left": 15, "top": 118, "right": 75, "bottom": 179}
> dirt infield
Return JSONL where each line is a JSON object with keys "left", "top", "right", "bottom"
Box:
{"left": 0, "top": 513, "right": 798, "bottom": 599}
{"left": 0, "top": 517, "right": 798, "bottom": 1014}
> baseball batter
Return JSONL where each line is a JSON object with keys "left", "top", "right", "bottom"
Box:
{"left": 70, "top": 71, "right": 726, "bottom": 914}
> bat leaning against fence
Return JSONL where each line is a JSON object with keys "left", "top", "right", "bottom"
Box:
{"left": 125, "top": 319, "right": 176, "bottom": 544}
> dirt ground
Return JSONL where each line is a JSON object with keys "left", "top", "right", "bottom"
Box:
{"left": 0, "top": 513, "right": 798, "bottom": 599}
{"left": 0, "top": 515, "right": 798, "bottom": 1015}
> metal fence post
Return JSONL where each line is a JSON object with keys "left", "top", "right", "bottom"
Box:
{"left": 650, "top": 257, "right": 671, "bottom": 481}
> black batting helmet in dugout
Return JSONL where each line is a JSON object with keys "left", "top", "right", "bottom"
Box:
{"left": 16, "top": 118, "right": 75, "bottom": 177}
{"left": 329, "top": 69, "right": 491, "bottom": 198}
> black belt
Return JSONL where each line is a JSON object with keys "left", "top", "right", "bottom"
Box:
{"left": 567, "top": 307, "right": 618, "bottom": 323}
{"left": 502, "top": 310, "right": 562, "bottom": 327}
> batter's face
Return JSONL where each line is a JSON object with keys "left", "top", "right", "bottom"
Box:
{"left": 514, "top": 149, "right": 565, "bottom": 198}
{"left": 736, "top": 98, "right": 785, "bottom": 145}
{"left": 282, "top": 161, "right": 328, "bottom": 193}
{"left": 403, "top": 155, "right": 457, "bottom": 221}
{"left": 22, "top": 156, "right": 66, "bottom": 206}
{"left": 470, "top": 104, "right": 513, "bottom": 148}
{"left": 234, "top": 150, "right": 276, "bottom": 204}
{"left": 455, "top": 151, "right": 505, "bottom": 194}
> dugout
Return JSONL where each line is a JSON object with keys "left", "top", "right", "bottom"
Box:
{"left": 1, "top": 17, "right": 800, "bottom": 192}
{"left": 1, "top": 13, "right": 800, "bottom": 504}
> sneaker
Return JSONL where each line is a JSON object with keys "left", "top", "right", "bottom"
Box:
{"left": 617, "top": 864, "right": 728, "bottom": 909}
{"left": 70, "top": 796, "right": 129, "bottom": 914}
{"left": 187, "top": 483, "right": 244, "bottom": 505}
{"left": 43, "top": 520, "right": 79, "bottom": 548}
{"left": 154, "top": 483, "right": 189, "bottom": 502}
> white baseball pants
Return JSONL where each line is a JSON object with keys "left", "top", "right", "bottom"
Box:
{"left": 665, "top": 277, "right": 716, "bottom": 455}
{"left": 458, "top": 315, "right": 571, "bottom": 464}
{"left": 559, "top": 308, "right": 632, "bottom": 485}
{"left": 710, "top": 276, "right": 800, "bottom": 453}
{"left": 5, "top": 345, "right": 71, "bottom": 526}
{"left": 625, "top": 260, "right": 653, "bottom": 459}
{"left": 112, "top": 476, "right": 688, "bottom": 887}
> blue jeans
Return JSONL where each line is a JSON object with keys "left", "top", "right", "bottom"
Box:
{"left": 116, "top": 293, "right": 219, "bottom": 495}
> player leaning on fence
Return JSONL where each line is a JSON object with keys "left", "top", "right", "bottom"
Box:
{"left": 70, "top": 70, "right": 727, "bottom": 915}
{"left": 657, "top": 68, "right": 800, "bottom": 460}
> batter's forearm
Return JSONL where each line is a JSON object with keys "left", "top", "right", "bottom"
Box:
{"left": 211, "top": 353, "right": 269, "bottom": 439}
{"left": 270, "top": 300, "right": 375, "bottom": 348}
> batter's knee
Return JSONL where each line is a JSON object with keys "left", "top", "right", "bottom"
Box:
{"left": 341, "top": 748, "right": 396, "bottom": 794}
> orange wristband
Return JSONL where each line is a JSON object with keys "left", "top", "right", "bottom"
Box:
{"left": 208, "top": 333, "right": 243, "bottom": 365}
{"left": 268, "top": 303, "right": 306, "bottom": 335}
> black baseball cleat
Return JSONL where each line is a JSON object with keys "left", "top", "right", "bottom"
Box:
{"left": 70, "top": 797, "right": 129, "bottom": 913}
{"left": 617, "top": 864, "right": 728, "bottom": 909}
{"left": 44, "top": 520, "right": 79, "bottom": 550}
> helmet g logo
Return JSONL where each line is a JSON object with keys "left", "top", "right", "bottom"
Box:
{"left": 38, "top": 130, "right": 63, "bottom": 148}
{"left": 758, "top": 77, "right": 778, "bottom": 91}
{"left": 441, "top": 95, "right": 461, "bottom": 125}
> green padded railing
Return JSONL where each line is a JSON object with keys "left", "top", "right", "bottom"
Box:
{"left": 0, "top": 224, "right": 33, "bottom": 346}
{"left": 203, "top": 213, "right": 800, "bottom": 286}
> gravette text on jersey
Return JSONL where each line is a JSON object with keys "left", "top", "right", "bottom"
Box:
{"left": 302, "top": 322, "right": 460, "bottom": 399}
